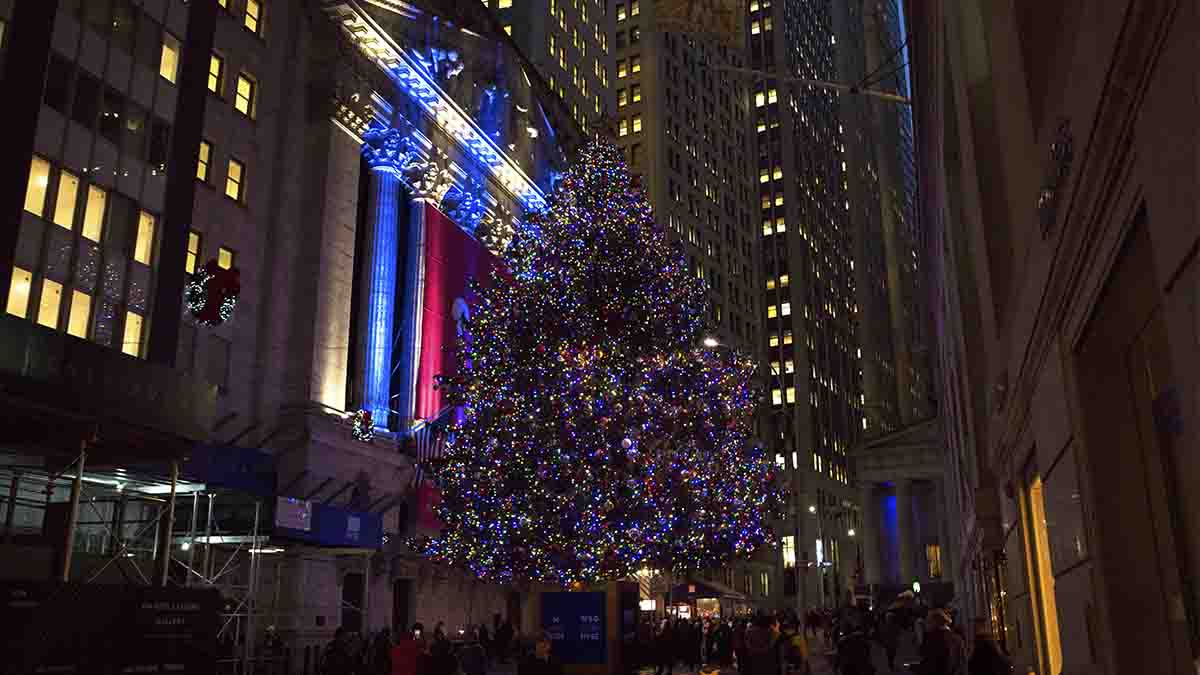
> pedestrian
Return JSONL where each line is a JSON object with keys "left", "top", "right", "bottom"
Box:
{"left": 323, "top": 627, "right": 355, "bottom": 675}
{"left": 459, "top": 628, "right": 488, "bottom": 675}
{"left": 496, "top": 617, "right": 516, "bottom": 662}
{"left": 733, "top": 619, "right": 749, "bottom": 674}
{"left": 879, "top": 611, "right": 902, "bottom": 672}
{"left": 777, "top": 618, "right": 809, "bottom": 675}
{"left": 743, "top": 614, "right": 780, "bottom": 675}
{"left": 916, "top": 610, "right": 967, "bottom": 675}
{"left": 833, "top": 615, "right": 873, "bottom": 675}
{"left": 426, "top": 632, "right": 459, "bottom": 675}
{"left": 967, "top": 619, "right": 1011, "bottom": 675}
{"left": 654, "top": 618, "right": 676, "bottom": 675}
{"left": 519, "top": 636, "right": 563, "bottom": 675}
{"left": 391, "top": 624, "right": 425, "bottom": 675}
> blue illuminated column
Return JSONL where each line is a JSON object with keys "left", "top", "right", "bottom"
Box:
{"left": 393, "top": 160, "right": 454, "bottom": 428}
{"left": 360, "top": 128, "right": 406, "bottom": 427}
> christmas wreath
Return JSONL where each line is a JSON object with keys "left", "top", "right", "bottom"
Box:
{"left": 186, "top": 259, "right": 241, "bottom": 326}
{"left": 351, "top": 410, "right": 375, "bottom": 442}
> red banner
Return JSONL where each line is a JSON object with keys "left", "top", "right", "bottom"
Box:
{"left": 414, "top": 204, "right": 501, "bottom": 420}
{"left": 413, "top": 204, "right": 501, "bottom": 532}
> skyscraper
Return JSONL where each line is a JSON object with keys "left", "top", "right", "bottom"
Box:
{"left": 750, "top": 0, "right": 929, "bottom": 607}
{"left": 485, "top": 0, "right": 616, "bottom": 131}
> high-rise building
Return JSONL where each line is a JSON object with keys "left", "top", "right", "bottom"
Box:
{"left": 485, "top": 0, "right": 616, "bottom": 131}
{"left": 750, "top": 0, "right": 934, "bottom": 608}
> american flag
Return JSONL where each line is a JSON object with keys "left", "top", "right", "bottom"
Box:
{"left": 408, "top": 407, "right": 455, "bottom": 488}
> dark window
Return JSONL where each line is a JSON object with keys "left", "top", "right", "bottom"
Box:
{"left": 135, "top": 14, "right": 161, "bottom": 69}
{"left": 148, "top": 117, "right": 171, "bottom": 171}
{"left": 72, "top": 71, "right": 101, "bottom": 128}
{"left": 44, "top": 55, "right": 74, "bottom": 114}
{"left": 110, "top": 0, "right": 136, "bottom": 54}
{"left": 99, "top": 87, "right": 124, "bottom": 145}
{"left": 83, "top": 0, "right": 112, "bottom": 36}
{"left": 106, "top": 191, "right": 134, "bottom": 253}
{"left": 122, "top": 102, "right": 148, "bottom": 159}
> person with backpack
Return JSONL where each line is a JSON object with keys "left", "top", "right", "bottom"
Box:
{"left": 777, "top": 619, "right": 809, "bottom": 675}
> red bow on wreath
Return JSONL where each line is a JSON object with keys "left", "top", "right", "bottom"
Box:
{"left": 187, "top": 259, "right": 242, "bottom": 326}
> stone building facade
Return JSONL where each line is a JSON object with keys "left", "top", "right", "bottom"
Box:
{"left": 0, "top": 0, "right": 580, "bottom": 670}
{"left": 911, "top": 0, "right": 1200, "bottom": 674}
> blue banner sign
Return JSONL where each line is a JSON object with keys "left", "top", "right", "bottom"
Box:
{"left": 541, "top": 591, "right": 606, "bottom": 664}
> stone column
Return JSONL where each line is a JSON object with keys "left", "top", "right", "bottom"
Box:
{"left": 860, "top": 482, "right": 881, "bottom": 587}
{"left": 393, "top": 158, "right": 454, "bottom": 427}
{"left": 896, "top": 479, "right": 914, "bottom": 585}
{"left": 359, "top": 127, "right": 406, "bottom": 427}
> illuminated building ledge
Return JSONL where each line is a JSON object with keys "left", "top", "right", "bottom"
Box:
{"left": 322, "top": 0, "right": 547, "bottom": 212}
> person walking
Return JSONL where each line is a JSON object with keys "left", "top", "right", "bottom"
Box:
{"left": 743, "top": 614, "right": 780, "bottom": 675}
{"left": 777, "top": 618, "right": 809, "bottom": 675}
{"left": 833, "top": 616, "right": 874, "bottom": 675}
{"left": 966, "top": 619, "right": 1012, "bottom": 675}
{"left": 879, "top": 611, "right": 902, "bottom": 673}
{"left": 654, "top": 618, "right": 677, "bottom": 675}
{"left": 916, "top": 610, "right": 967, "bottom": 675}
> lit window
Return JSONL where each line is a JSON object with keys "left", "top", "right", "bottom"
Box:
{"left": 632, "top": 114, "right": 642, "bottom": 133}
{"left": 632, "top": 84, "right": 641, "bottom": 102}
{"left": 768, "top": 88, "right": 778, "bottom": 103}
{"left": 235, "top": 73, "right": 256, "bottom": 117}
{"left": 24, "top": 156, "right": 51, "bottom": 217}
{"left": 767, "top": 305, "right": 777, "bottom": 319}
{"left": 503, "top": 25, "right": 512, "bottom": 35}
{"left": 759, "top": 169, "right": 769, "bottom": 184}
{"left": 630, "top": 0, "right": 639, "bottom": 14}
{"left": 160, "top": 33, "right": 181, "bottom": 83}
{"left": 631, "top": 56, "right": 641, "bottom": 73}
{"left": 755, "top": 91, "right": 765, "bottom": 107}
{"left": 763, "top": 17, "right": 773, "bottom": 31}
{"left": 4, "top": 267, "right": 35, "bottom": 321}
{"left": 133, "top": 211, "right": 155, "bottom": 265}
{"left": 766, "top": 278, "right": 775, "bottom": 290}
{"left": 786, "top": 387, "right": 796, "bottom": 404}
{"left": 218, "top": 247, "right": 236, "bottom": 270}
{"left": 781, "top": 302, "right": 791, "bottom": 316}
{"left": 768, "top": 333, "right": 779, "bottom": 347}
{"left": 37, "top": 278, "right": 63, "bottom": 329}
{"left": 616, "top": 3, "right": 626, "bottom": 20}
{"left": 927, "top": 544, "right": 943, "bottom": 578}
{"left": 618, "top": 60, "right": 627, "bottom": 78}
{"left": 783, "top": 330, "right": 793, "bottom": 344}
{"left": 122, "top": 311, "right": 144, "bottom": 357}
{"left": 618, "top": 89, "right": 628, "bottom": 107}
{"left": 785, "top": 359, "right": 795, "bottom": 373}
{"left": 780, "top": 274, "right": 789, "bottom": 286}
{"left": 218, "top": 0, "right": 227, "bottom": 7}
{"left": 559, "top": 48, "right": 566, "bottom": 68}
{"left": 549, "top": 33, "right": 555, "bottom": 56}
{"left": 618, "top": 119, "right": 629, "bottom": 137}
{"left": 198, "top": 140, "right": 212, "bottom": 181}
{"left": 186, "top": 231, "right": 202, "bottom": 274}
{"left": 773, "top": 166, "right": 783, "bottom": 180}
{"left": 53, "top": 172, "right": 80, "bottom": 230}
{"left": 751, "top": 20, "right": 760, "bottom": 34}
{"left": 771, "top": 389, "right": 782, "bottom": 406}
{"left": 226, "top": 159, "right": 245, "bottom": 201}
{"left": 208, "top": 54, "right": 224, "bottom": 94}
{"left": 82, "top": 186, "right": 106, "bottom": 242}
{"left": 776, "top": 217, "right": 786, "bottom": 232}
{"left": 498, "top": 0, "right": 512, "bottom": 7}
{"left": 244, "top": 0, "right": 262, "bottom": 34}
{"left": 67, "top": 291, "right": 91, "bottom": 338}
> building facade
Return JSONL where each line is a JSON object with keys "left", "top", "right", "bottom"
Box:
{"left": 747, "top": 0, "right": 937, "bottom": 610}
{"left": 0, "top": 0, "right": 579, "bottom": 670}
{"left": 483, "top": 0, "right": 616, "bottom": 132}
{"left": 913, "top": 1, "right": 1200, "bottom": 674}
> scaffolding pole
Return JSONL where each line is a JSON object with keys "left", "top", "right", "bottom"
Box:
{"left": 59, "top": 443, "right": 87, "bottom": 582}
{"left": 153, "top": 460, "right": 179, "bottom": 586}
{"left": 3, "top": 472, "right": 19, "bottom": 544}
{"left": 185, "top": 492, "right": 199, "bottom": 587}
{"left": 243, "top": 500, "right": 261, "bottom": 670}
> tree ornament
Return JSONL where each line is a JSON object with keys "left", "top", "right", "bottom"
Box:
{"left": 185, "top": 259, "right": 241, "bottom": 326}
{"left": 621, "top": 437, "right": 633, "bottom": 450}
{"left": 350, "top": 410, "right": 374, "bottom": 442}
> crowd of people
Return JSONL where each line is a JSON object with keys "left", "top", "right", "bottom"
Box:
{"left": 320, "top": 614, "right": 530, "bottom": 675}
{"left": 316, "top": 603, "right": 1013, "bottom": 675}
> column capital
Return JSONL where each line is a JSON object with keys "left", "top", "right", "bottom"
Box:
{"left": 362, "top": 125, "right": 419, "bottom": 173}
{"left": 478, "top": 207, "right": 515, "bottom": 252}
{"left": 409, "top": 156, "right": 455, "bottom": 206}
{"left": 445, "top": 177, "right": 487, "bottom": 233}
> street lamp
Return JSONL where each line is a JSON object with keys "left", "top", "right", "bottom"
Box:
{"left": 847, "top": 529, "right": 856, "bottom": 537}
{"left": 703, "top": 336, "right": 720, "bottom": 348}
{"left": 808, "top": 505, "right": 817, "bottom": 514}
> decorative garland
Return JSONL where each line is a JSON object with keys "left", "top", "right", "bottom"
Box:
{"left": 186, "top": 259, "right": 241, "bottom": 326}
{"left": 351, "top": 410, "right": 375, "bottom": 442}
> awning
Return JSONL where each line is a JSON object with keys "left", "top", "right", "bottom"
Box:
{"left": 669, "top": 579, "right": 750, "bottom": 603}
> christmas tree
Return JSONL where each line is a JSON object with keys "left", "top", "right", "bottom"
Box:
{"left": 417, "top": 139, "right": 782, "bottom": 586}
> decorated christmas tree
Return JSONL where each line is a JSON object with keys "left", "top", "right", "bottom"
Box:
{"left": 417, "top": 139, "right": 782, "bottom": 586}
